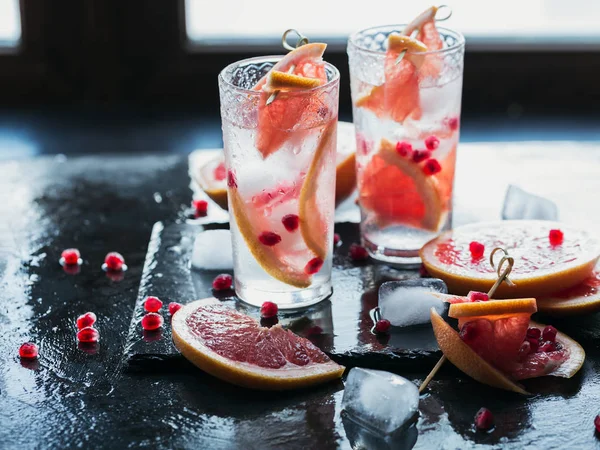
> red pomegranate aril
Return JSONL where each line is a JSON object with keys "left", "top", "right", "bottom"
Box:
{"left": 212, "top": 273, "right": 233, "bottom": 291}
{"left": 144, "top": 296, "right": 163, "bottom": 312}
{"left": 258, "top": 231, "right": 282, "bottom": 246}
{"left": 412, "top": 149, "right": 431, "bottom": 163}
{"left": 213, "top": 162, "right": 227, "bottom": 181}
{"left": 304, "top": 257, "right": 324, "bottom": 275}
{"left": 76, "top": 312, "right": 97, "bottom": 330}
{"left": 549, "top": 229, "right": 564, "bottom": 246}
{"left": 141, "top": 313, "right": 164, "bottom": 331}
{"left": 538, "top": 341, "right": 556, "bottom": 353}
{"left": 424, "top": 135, "right": 440, "bottom": 150}
{"left": 460, "top": 322, "right": 478, "bottom": 343}
{"left": 61, "top": 248, "right": 81, "bottom": 265}
{"left": 595, "top": 415, "right": 600, "bottom": 433}
{"left": 375, "top": 319, "right": 391, "bottom": 334}
{"left": 227, "top": 170, "right": 237, "bottom": 188}
{"left": 349, "top": 243, "right": 369, "bottom": 261}
{"left": 467, "top": 291, "right": 489, "bottom": 302}
{"left": 475, "top": 408, "right": 494, "bottom": 431}
{"left": 192, "top": 199, "right": 208, "bottom": 216}
{"left": 104, "top": 252, "right": 125, "bottom": 271}
{"left": 261, "top": 301, "right": 278, "bottom": 319}
{"left": 333, "top": 233, "right": 341, "bottom": 246}
{"left": 518, "top": 340, "right": 532, "bottom": 359}
{"left": 542, "top": 325, "right": 557, "bottom": 342}
{"left": 396, "top": 141, "right": 413, "bottom": 157}
{"left": 526, "top": 327, "right": 541, "bottom": 340}
{"left": 448, "top": 117, "right": 459, "bottom": 131}
{"left": 19, "top": 342, "right": 38, "bottom": 359}
{"left": 77, "top": 327, "right": 100, "bottom": 343}
{"left": 168, "top": 302, "right": 182, "bottom": 315}
{"left": 423, "top": 158, "right": 442, "bottom": 176}
{"left": 281, "top": 214, "right": 300, "bottom": 232}
{"left": 469, "top": 241, "right": 485, "bottom": 259}
{"left": 527, "top": 338, "right": 540, "bottom": 353}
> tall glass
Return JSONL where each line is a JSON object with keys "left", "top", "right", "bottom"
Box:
{"left": 348, "top": 26, "right": 465, "bottom": 266}
{"left": 218, "top": 56, "right": 340, "bottom": 309}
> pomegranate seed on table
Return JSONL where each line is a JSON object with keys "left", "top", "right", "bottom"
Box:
{"left": 526, "top": 327, "right": 541, "bottom": 340}
{"left": 141, "top": 313, "right": 164, "bottom": 331}
{"left": 19, "top": 342, "right": 39, "bottom": 359}
{"left": 374, "top": 319, "right": 391, "bottom": 334}
{"left": 281, "top": 214, "right": 300, "bottom": 232}
{"left": 304, "top": 257, "right": 324, "bottom": 275}
{"left": 104, "top": 252, "right": 125, "bottom": 271}
{"left": 595, "top": 415, "right": 600, "bottom": 433}
{"left": 424, "top": 135, "right": 440, "bottom": 150}
{"left": 396, "top": 141, "right": 413, "bottom": 157}
{"left": 469, "top": 241, "right": 485, "bottom": 259}
{"left": 192, "top": 199, "right": 208, "bottom": 216}
{"left": 168, "top": 302, "right": 182, "bottom": 315}
{"left": 419, "top": 264, "right": 430, "bottom": 278}
{"left": 542, "top": 325, "right": 557, "bottom": 342}
{"left": 61, "top": 248, "right": 81, "bottom": 266}
{"left": 77, "top": 327, "right": 100, "bottom": 343}
{"left": 349, "top": 243, "right": 369, "bottom": 261}
{"left": 76, "top": 312, "right": 97, "bottom": 330}
{"left": 467, "top": 291, "right": 489, "bottom": 302}
{"left": 261, "top": 301, "right": 278, "bottom": 319}
{"left": 412, "top": 150, "right": 431, "bottom": 163}
{"left": 258, "top": 231, "right": 282, "bottom": 246}
{"left": 549, "top": 229, "right": 564, "bottom": 245}
{"left": 423, "top": 159, "right": 442, "bottom": 176}
{"left": 474, "top": 407, "right": 494, "bottom": 431}
{"left": 333, "top": 233, "right": 341, "bottom": 246}
{"left": 212, "top": 274, "right": 233, "bottom": 291}
{"left": 144, "top": 296, "right": 163, "bottom": 312}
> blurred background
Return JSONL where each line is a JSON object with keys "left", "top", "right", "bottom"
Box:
{"left": 0, "top": 0, "right": 599, "bottom": 159}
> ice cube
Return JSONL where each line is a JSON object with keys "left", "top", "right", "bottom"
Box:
{"left": 502, "top": 184, "right": 559, "bottom": 221}
{"left": 191, "top": 229, "right": 233, "bottom": 270}
{"left": 378, "top": 279, "right": 448, "bottom": 327}
{"left": 341, "top": 368, "right": 419, "bottom": 435}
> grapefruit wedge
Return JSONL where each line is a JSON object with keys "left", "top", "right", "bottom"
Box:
{"left": 420, "top": 221, "right": 600, "bottom": 298}
{"left": 172, "top": 298, "right": 345, "bottom": 390}
{"left": 403, "top": 5, "right": 444, "bottom": 80}
{"left": 190, "top": 154, "right": 228, "bottom": 210}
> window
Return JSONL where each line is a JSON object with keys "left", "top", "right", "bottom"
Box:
{"left": 0, "top": 0, "right": 20, "bottom": 49}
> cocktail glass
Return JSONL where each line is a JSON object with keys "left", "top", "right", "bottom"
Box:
{"left": 218, "top": 53, "right": 340, "bottom": 309}
{"left": 347, "top": 24, "right": 465, "bottom": 266}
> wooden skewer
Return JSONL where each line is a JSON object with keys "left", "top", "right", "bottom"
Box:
{"left": 266, "top": 29, "right": 309, "bottom": 105}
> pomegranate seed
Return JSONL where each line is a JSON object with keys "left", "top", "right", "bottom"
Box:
{"left": 168, "top": 302, "right": 182, "bottom": 315}
{"left": 395, "top": 141, "right": 413, "bottom": 157}
{"left": 412, "top": 149, "right": 431, "bottom": 163}
{"left": 518, "top": 340, "right": 531, "bottom": 359}
{"left": 419, "top": 264, "right": 430, "bottom": 278}
{"left": 261, "top": 301, "right": 278, "bottom": 319}
{"left": 526, "top": 327, "right": 541, "bottom": 340}
{"left": 333, "top": 233, "right": 341, "bottom": 246}
{"left": 304, "top": 257, "right": 324, "bottom": 275}
{"left": 144, "top": 296, "right": 163, "bottom": 312}
{"left": 549, "top": 229, "right": 564, "bottom": 246}
{"left": 375, "top": 319, "right": 391, "bottom": 334}
{"left": 474, "top": 408, "right": 494, "bottom": 431}
{"left": 423, "top": 159, "right": 442, "bottom": 176}
{"left": 258, "top": 231, "right": 282, "bottom": 246}
{"left": 448, "top": 117, "right": 459, "bottom": 131}
{"left": 213, "top": 162, "right": 227, "bottom": 181}
{"left": 349, "top": 243, "right": 369, "bottom": 261}
{"left": 77, "top": 327, "right": 100, "bottom": 343}
{"left": 467, "top": 291, "right": 489, "bottom": 302}
{"left": 538, "top": 341, "right": 557, "bottom": 352}
{"left": 227, "top": 170, "right": 237, "bottom": 188}
{"left": 104, "top": 252, "right": 125, "bottom": 271}
{"left": 141, "top": 313, "right": 164, "bottom": 331}
{"left": 469, "top": 241, "right": 485, "bottom": 259}
{"left": 424, "top": 135, "right": 440, "bottom": 150}
{"left": 595, "top": 415, "right": 600, "bottom": 433}
{"left": 192, "top": 199, "right": 208, "bottom": 216}
{"left": 19, "top": 342, "right": 38, "bottom": 359}
{"left": 459, "top": 322, "right": 478, "bottom": 343}
{"left": 76, "top": 312, "right": 97, "bottom": 330}
{"left": 527, "top": 338, "right": 540, "bottom": 353}
{"left": 281, "top": 214, "right": 300, "bottom": 232}
{"left": 542, "top": 325, "right": 557, "bottom": 342}
{"left": 212, "top": 273, "right": 233, "bottom": 291}
{"left": 61, "top": 248, "right": 81, "bottom": 265}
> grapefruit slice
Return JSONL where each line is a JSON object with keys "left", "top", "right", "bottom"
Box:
{"left": 420, "top": 221, "right": 600, "bottom": 298}
{"left": 402, "top": 6, "right": 444, "bottom": 80}
{"left": 402, "top": 6, "right": 438, "bottom": 36}
{"left": 449, "top": 298, "right": 538, "bottom": 318}
{"left": 172, "top": 298, "right": 345, "bottom": 390}
{"left": 190, "top": 154, "right": 228, "bottom": 210}
{"left": 536, "top": 262, "right": 600, "bottom": 315}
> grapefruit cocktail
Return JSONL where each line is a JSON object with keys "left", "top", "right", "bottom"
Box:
{"left": 347, "top": 6, "right": 465, "bottom": 265}
{"left": 218, "top": 43, "right": 340, "bottom": 309}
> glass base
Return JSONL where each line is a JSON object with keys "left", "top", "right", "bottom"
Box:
{"left": 363, "top": 237, "right": 423, "bottom": 268}
{"left": 234, "top": 278, "right": 333, "bottom": 310}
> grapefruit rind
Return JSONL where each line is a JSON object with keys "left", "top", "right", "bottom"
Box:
{"left": 449, "top": 298, "right": 538, "bottom": 318}
{"left": 402, "top": 6, "right": 438, "bottom": 35}
{"left": 264, "top": 71, "right": 324, "bottom": 91}
{"left": 172, "top": 298, "right": 345, "bottom": 390}
{"left": 430, "top": 308, "right": 529, "bottom": 394}
{"left": 530, "top": 320, "right": 585, "bottom": 379}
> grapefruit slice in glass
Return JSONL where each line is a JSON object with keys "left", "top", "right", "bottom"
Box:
{"left": 402, "top": 6, "right": 444, "bottom": 80}
{"left": 420, "top": 221, "right": 600, "bottom": 298}
{"left": 172, "top": 298, "right": 345, "bottom": 390}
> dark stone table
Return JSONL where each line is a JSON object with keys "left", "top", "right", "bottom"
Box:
{"left": 2, "top": 142, "right": 600, "bottom": 449}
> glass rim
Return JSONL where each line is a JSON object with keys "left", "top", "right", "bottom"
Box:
{"left": 348, "top": 25, "right": 465, "bottom": 56}
{"left": 218, "top": 55, "right": 340, "bottom": 95}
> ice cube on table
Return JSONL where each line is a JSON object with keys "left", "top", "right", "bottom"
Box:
{"left": 342, "top": 368, "right": 419, "bottom": 435}
{"left": 502, "top": 184, "right": 559, "bottom": 221}
{"left": 191, "top": 229, "right": 233, "bottom": 270}
{"left": 379, "top": 279, "right": 448, "bottom": 327}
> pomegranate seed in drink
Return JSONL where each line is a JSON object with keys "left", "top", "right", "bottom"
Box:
{"left": 61, "top": 248, "right": 81, "bottom": 266}
{"left": 333, "top": 233, "right": 341, "bottom": 246}
{"left": 374, "top": 319, "right": 391, "bottom": 334}
{"left": 349, "top": 243, "right": 369, "bottom": 261}
{"left": 448, "top": 117, "right": 459, "bottom": 131}
{"left": 281, "top": 214, "right": 300, "bottom": 232}
{"left": 19, "top": 342, "right": 39, "bottom": 359}
{"left": 261, "top": 301, "right": 278, "bottom": 319}
{"left": 168, "top": 302, "right": 182, "bottom": 315}
{"left": 526, "top": 327, "right": 541, "bottom": 340}
{"left": 258, "top": 231, "right": 281, "bottom": 246}
{"left": 144, "top": 296, "right": 163, "bottom": 312}
{"left": 212, "top": 274, "right": 233, "bottom": 291}
{"left": 412, "top": 149, "right": 431, "bottom": 163}
{"left": 469, "top": 241, "right": 485, "bottom": 259}
{"left": 474, "top": 408, "right": 494, "bottom": 431}
{"left": 395, "top": 141, "right": 413, "bottom": 157}
{"left": 549, "top": 229, "right": 564, "bottom": 246}
{"left": 424, "top": 135, "right": 440, "bottom": 150}
{"left": 192, "top": 199, "right": 208, "bottom": 216}
{"left": 77, "top": 327, "right": 100, "bottom": 343}
{"left": 227, "top": 170, "right": 237, "bottom": 188}
{"left": 141, "top": 313, "right": 164, "bottom": 331}
{"left": 423, "top": 159, "right": 442, "bottom": 176}
{"left": 76, "top": 312, "right": 97, "bottom": 330}
{"left": 104, "top": 252, "right": 125, "bottom": 271}
{"left": 304, "top": 257, "right": 324, "bottom": 275}
{"left": 467, "top": 291, "right": 489, "bottom": 302}
{"left": 542, "top": 325, "right": 557, "bottom": 342}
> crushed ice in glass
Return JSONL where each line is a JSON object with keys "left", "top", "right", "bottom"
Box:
{"left": 191, "top": 230, "right": 233, "bottom": 270}
{"left": 379, "top": 279, "right": 448, "bottom": 327}
{"left": 342, "top": 368, "right": 419, "bottom": 435}
{"left": 502, "top": 184, "right": 558, "bottom": 221}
